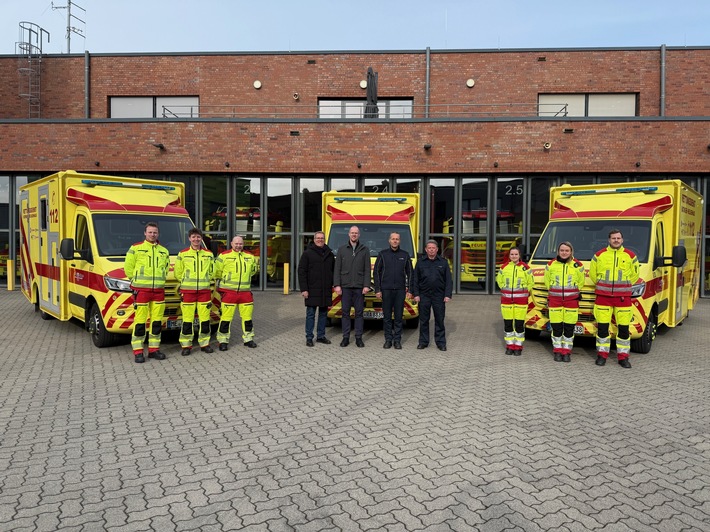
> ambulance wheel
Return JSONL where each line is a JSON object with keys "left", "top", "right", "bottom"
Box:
{"left": 631, "top": 310, "right": 656, "bottom": 354}
{"left": 405, "top": 318, "right": 419, "bottom": 329}
{"left": 34, "top": 288, "right": 53, "bottom": 320}
{"left": 525, "top": 328, "right": 541, "bottom": 340}
{"left": 89, "top": 302, "right": 114, "bottom": 348}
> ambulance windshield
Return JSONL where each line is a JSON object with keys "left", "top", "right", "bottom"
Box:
{"left": 532, "top": 220, "right": 651, "bottom": 262}
{"left": 328, "top": 224, "right": 415, "bottom": 257}
{"left": 92, "top": 214, "right": 195, "bottom": 257}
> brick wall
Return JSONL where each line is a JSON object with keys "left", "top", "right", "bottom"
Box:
{"left": 1, "top": 119, "right": 707, "bottom": 174}
{"left": 0, "top": 47, "right": 708, "bottom": 175}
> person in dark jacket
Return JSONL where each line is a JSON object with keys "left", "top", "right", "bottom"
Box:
{"left": 411, "top": 240, "right": 453, "bottom": 351}
{"left": 333, "top": 225, "right": 371, "bottom": 347}
{"left": 374, "top": 232, "right": 412, "bottom": 349}
{"left": 298, "top": 231, "right": 335, "bottom": 347}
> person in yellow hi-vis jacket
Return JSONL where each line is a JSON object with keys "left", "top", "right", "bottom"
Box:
{"left": 214, "top": 235, "right": 259, "bottom": 350}
{"left": 589, "top": 229, "right": 640, "bottom": 369}
{"left": 174, "top": 228, "right": 215, "bottom": 356}
{"left": 496, "top": 247, "right": 534, "bottom": 356}
{"left": 544, "top": 241, "right": 585, "bottom": 363}
{"left": 124, "top": 222, "right": 170, "bottom": 363}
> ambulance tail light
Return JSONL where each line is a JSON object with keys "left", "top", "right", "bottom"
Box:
{"left": 104, "top": 276, "right": 132, "bottom": 292}
{"left": 631, "top": 280, "right": 646, "bottom": 298}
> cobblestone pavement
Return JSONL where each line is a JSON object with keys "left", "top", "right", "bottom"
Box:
{"left": 1, "top": 289, "right": 709, "bottom": 532}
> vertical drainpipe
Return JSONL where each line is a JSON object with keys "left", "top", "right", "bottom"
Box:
{"left": 84, "top": 51, "right": 90, "bottom": 118}
{"left": 659, "top": 44, "right": 666, "bottom": 117}
{"left": 425, "top": 47, "right": 431, "bottom": 118}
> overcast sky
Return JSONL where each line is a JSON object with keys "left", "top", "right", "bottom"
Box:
{"left": 1, "top": 0, "right": 708, "bottom": 55}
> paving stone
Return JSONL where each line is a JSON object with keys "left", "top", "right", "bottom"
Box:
{"left": 0, "top": 292, "right": 708, "bottom": 531}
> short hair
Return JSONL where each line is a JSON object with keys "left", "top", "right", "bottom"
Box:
{"left": 145, "top": 222, "right": 159, "bottom": 230}
{"left": 608, "top": 229, "right": 623, "bottom": 238}
{"left": 557, "top": 241, "right": 574, "bottom": 254}
{"left": 314, "top": 231, "right": 325, "bottom": 239}
{"left": 188, "top": 227, "right": 203, "bottom": 237}
{"left": 389, "top": 232, "right": 401, "bottom": 239}
{"left": 425, "top": 239, "right": 439, "bottom": 248}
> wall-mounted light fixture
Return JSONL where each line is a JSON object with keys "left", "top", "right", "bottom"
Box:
{"left": 253, "top": 80, "right": 262, "bottom": 89}
{"left": 543, "top": 142, "right": 552, "bottom": 150}
{"left": 359, "top": 80, "right": 367, "bottom": 89}
{"left": 707, "top": 144, "right": 710, "bottom": 151}
{"left": 152, "top": 142, "right": 165, "bottom": 150}
{"left": 94, "top": 161, "right": 100, "bottom": 166}
{"left": 423, "top": 144, "right": 432, "bottom": 151}
{"left": 563, "top": 128, "right": 574, "bottom": 133}
{"left": 466, "top": 78, "right": 475, "bottom": 88}
{"left": 636, "top": 161, "right": 641, "bottom": 167}
{"left": 290, "top": 131, "right": 300, "bottom": 136}
{"left": 293, "top": 92, "right": 300, "bottom": 100}
{"left": 493, "top": 162, "right": 499, "bottom": 168}
{"left": 357, "top": 162, "right": 362, "bottom": 168}
{"left": 225, "top": 162, "right": 230, "bottom": 168}
{"left": 537, "top": 56, "right": 547, "bottom": 62}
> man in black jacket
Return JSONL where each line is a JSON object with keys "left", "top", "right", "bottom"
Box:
{"left": 298, "top": 231, "right": 335, "bottom": 347}
{"left": 411, "top": 240, "right": 453, "bottom": 351}
{"left": 333, "top": 226, "right": 371, "bottom": 347}
{"left": 374, "top": 232, "right": 412, "bottom": 349}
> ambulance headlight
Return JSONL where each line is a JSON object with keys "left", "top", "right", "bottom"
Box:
{"left": 631, "top": 280, "right": 646, "bottom": 298}
{"left": 104, "top": 276, "right": 132, "bottom": 292}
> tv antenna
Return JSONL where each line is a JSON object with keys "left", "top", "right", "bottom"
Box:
{"left": 51, "top": 1, "right": 85, "bottom": 53}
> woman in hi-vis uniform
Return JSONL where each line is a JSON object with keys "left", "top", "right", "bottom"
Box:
{"left": 544, "top": 241, "right": 585, "bottom": 363}
{"left": 496, "top": 247, "right": 534, "bottom": 356}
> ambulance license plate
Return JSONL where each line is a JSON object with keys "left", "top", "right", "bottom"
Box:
{"left": 364, "top": 311, "right": 384, "bottom": 319}
{"left": 167, "top": 319, "right": 182, "bottom": 330}
{"left": 574, "top": 324, "right": 584, "bottom": 335}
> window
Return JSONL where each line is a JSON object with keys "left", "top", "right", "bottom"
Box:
{"left": 538, "top": 93, "right": 637, "bottom": 117}
{"left": 318, "top": 99, "right": 413, "bottom": 119}
{"left": 110, "top": 96, "right": 200, "bottom": 118}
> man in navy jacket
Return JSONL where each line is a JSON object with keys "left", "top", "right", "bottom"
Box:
{"left": 374, "top": 232, "right": 412, "bottom": 350}
{"left": 411, "top": 240, "right": 453, "bottom": 351}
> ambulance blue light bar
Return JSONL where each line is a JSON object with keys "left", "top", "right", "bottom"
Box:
{"left": 333, "top": 196, "right": 408, "bottom": 202}
{"left": 561, "top": 186, "right": 658, "bottom": 196}
{"left": 81, "top": 179, "right": 176, "bottom": 191}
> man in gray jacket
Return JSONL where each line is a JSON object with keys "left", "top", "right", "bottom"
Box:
{"left": 334, "top": 226, "right": 371, "bottom": 347}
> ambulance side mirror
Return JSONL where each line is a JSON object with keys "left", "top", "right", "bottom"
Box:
{"left": 654, "top": 245, "right": 687, "bottom": 269}
{"left": 60, "top": 238, "right": 75, "bottom": 260}
{"left": 671, "top": 245, "right": 686, "bottom": 268}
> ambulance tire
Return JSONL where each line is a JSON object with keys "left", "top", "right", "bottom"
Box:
{"left": 89, "top": 302, "right": 115, "bottom": 348}
{"left": 525, "top": 328, "right": 541, "bottom": 340}
{"left": 35, "top": 288, "right": 53, "bottom": 320}
{"left": 405, "top": 318, "right": 419, "bottom": 329}
{"left": 631, "top": 309, "right": 656, "bottom": 354}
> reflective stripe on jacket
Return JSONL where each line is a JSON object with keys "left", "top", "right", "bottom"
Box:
{"left": 214, "top": 250, "right": 259, "bottom": 291}
{"left": 124, "top": 240, "right": 169, "bottom": 289}
{"left": 544, "top": 257, "right": 585, "bottom": 301}
{"left": 175, "top": 247, "right": 214, "bottom": 291}
{"left": 589, "top": 246, "right": 639, "bottom": 298}
{"left": 496, "top": 260, "right": 534, "bottom": 304}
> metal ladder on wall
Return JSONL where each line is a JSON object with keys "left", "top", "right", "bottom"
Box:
{"left": 16, "top": 22, "right": 50, "bottom": 119}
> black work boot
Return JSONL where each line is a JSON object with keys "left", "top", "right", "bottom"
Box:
{"left": 148, "top": 351, "right": 166, "bottom": 360}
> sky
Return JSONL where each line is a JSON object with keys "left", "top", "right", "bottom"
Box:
{"left": 1, "top": 0, "right": 708, "bottom": 55}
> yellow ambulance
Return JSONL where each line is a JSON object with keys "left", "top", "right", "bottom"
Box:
{"left": 526, "top": 180, "right": 703, "bottom": 353}
{"left": 20, "top": 171, "right": 203, "bottom": 347}
{"left": 322, "top": 192, "right": 420, "bottom": 327}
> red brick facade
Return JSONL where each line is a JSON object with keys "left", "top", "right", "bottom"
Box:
{"left": 1, "top": 47, "right": 709, "bottom": 175}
